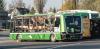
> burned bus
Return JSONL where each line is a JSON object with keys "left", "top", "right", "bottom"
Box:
{"left": 9, "top": 13, "right": 82, "bottom": 42}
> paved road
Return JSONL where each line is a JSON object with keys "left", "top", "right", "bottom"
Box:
{"left": 0, "top": 31, "right": 100, "bottom": 49}
{"left": 0, "top": 31, "right": 9, "bottom": 37}
{"left": 0, "top": 40, "right": 100, "bottom": 49}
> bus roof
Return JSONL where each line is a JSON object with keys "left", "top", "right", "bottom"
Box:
{"left": 63, "top": 10, "right": 99, "bottom": 13}
{"left": 16, "top": 13, "right": 54, "bottom": 17}
{"left": 90, "top": 11, "right": 99, "bottom": 13}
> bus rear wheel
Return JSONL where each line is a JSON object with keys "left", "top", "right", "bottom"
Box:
{"left": 50, "top": 34, "right": 56, "bottom": 42}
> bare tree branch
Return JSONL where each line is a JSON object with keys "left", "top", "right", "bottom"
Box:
{"left": 34, "top": 0, "right": 46, "bottom": 13}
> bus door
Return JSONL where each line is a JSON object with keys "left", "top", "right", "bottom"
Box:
{"left": 82, "top": 16, "right": 91, "bottom": 38}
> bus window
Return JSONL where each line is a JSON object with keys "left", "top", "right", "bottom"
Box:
{"left": 55, "top": 17, "right": 60, "bottom": 27}
{"left": 91, "top": 13, "right": 99, "bottom": 19}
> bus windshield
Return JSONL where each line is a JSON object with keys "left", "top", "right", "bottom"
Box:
{"left": 65, "top": 16, "right": 81, "bottom": 34}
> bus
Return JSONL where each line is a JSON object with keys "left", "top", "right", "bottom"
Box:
{"left": 9, "top": 13, "right": 82, "bottom": 42}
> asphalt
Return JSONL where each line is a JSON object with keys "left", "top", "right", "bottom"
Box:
{"left": 0, "top": 30, "right": 100, "bottom": 49}
{"left": 0, "top": 40, "right": 100, "bottom": 49}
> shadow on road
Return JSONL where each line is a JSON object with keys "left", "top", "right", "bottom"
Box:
{"left": 0, "top": 34, "right": 9, "bottom": 37}
{"left": 1, "top": 41, "right": 100, "bottom": 49}
{"left": 0, "top": 31, "right": 9, "bottom": 37}
{"left": 0, "top": 44, "right": 35, "bottom": 49}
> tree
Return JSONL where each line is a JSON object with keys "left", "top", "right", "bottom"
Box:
{"left": 8, "top": 0, "right": 26, "bottom": 13}
{"left": 30, "top": 7, "right": 35, "bottom": 14}
{"left": 8, "top": 4, "right": 14, "bottom": 13}
{"left": 0, "top": 0, "right": 5, "bottom": 11}
{"left": 34, "top": 0, "right": 46, "bottom": 13}
{"left": 92, "top": 0, "right": 100, "bottom": 12}
{"left": 61, "top": 0, "right": 100, "bottom": 12}
{"left": 79, "top": 0, "right": 100, "bottom": 12}
{"left": 79, "top": 0, "right": 95, "bottom": 10}
{"left": 49, "top": 7, "right": 56, "bottom": 13}
{"left": 15, "top": 0, "right": 25, "bottom": 8}
{"left": 53, "top": 8, "right": 56, "bottom": 13}
{"left": 61, "top": 0, "right": 77, "bottom": 10}
{"left": 49, "top": 7, "right": 53, "bottom": 12}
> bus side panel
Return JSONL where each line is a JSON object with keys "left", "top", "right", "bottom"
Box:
{"left": 10, "top": 33, "right": 61, "bottom": 40}
{"left": 10, "top": 34, "right": 17, "bottom": 40}
{"left": 55, "top": 33, "right": 62, "bottom": 40}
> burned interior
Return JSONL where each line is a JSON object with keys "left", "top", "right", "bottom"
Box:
{"left": 10, "top": 15, "right": 60, "bottom": 33}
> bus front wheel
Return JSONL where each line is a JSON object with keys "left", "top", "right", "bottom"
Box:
{"left": 16, "top": 34, "right": 21, "bottom": 42}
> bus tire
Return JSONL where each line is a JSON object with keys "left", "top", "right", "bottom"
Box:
{"left": 16, "top": 39, "right": 21, "bottom": 42}
{"left": 50, "top": 34, "right": 56, "bottom": 42}
{"left": 16, "top": 34, "right": 21, "bottom": 42}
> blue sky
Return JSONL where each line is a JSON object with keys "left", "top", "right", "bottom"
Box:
{"left": 5, "top": 0, "right": 63, "bottom": 10}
